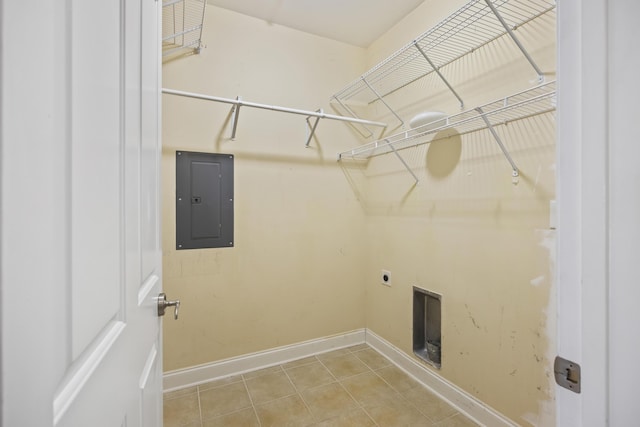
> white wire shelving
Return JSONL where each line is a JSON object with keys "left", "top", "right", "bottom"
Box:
{"left": 162, "top": 0, "right": 206, "bottom": 59}
{"left": 337, "top": 81, "right": 556, "bottom": 183}
{"left": 330, "top": 0, "right": 556, "bottom": 129}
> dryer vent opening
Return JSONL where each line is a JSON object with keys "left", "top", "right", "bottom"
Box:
{"left": 413, "top": 287, "right": 442, "bottom": 368}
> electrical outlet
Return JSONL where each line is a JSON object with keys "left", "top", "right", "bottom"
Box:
{"left": 381, "top": 270, "right": 391, "bottom": 286}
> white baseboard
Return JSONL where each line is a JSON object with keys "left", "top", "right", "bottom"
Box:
{"left": 365, "top": 330, "right": 518, "bottom": 427}
{"left": 163, "top": 328, "right": 516, "bottom": 427}
{"left": 163, "top": 329, "right": 366, "bottom": 391}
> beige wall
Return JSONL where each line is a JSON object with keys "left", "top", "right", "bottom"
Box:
{"left": 162, "top": 7, "right": 368, "bottom": 370}
{"left": 163, "top": 1, "right": 557, "bottom": 425}
{"left": 352, "top": 1, "right": 557, "bottom": 425}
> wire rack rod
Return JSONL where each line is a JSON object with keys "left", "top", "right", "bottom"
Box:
{"left": 331, "top": 0, "right": 555, "bottom": 105}
{"left": 337, "top": 81, "right": 556, "bottom": 160}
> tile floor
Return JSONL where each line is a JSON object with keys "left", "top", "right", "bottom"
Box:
{"left": 164, "top": 344, "right": 479, "bottom": 427}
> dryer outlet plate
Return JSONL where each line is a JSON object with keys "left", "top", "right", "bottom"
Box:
{"left": 381, "top": 270, "right": 391, "bottom": 286}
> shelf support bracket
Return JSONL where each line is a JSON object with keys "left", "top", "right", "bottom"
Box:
{"left": 475, "top": 107, "right": 519, "bottom": 179}
{"left": 483, "top": 0, "right": 544, "bottom": 82}
{"left": 388, "top": 140, "right": 420, "bottom": 184}
{"left": 332, "top": 96, "right": 374, "bottom": 138}
{"left": 414, "top": 42, "right": 464, "bottom": 109}
{"left": 305, "top": 109, "right": 322, "bottom": 147}
{"left": 362, "top": 77, "right": 405, "bottom": 127}
{"left": 230, "top": 96, "right": 241, "bottom": 140}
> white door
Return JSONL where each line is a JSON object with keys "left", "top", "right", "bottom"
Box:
{"left": 557, "top": 0, "right": 640, "bottom": 425}
{"left": 1, "top": 0, "right": 167, "bottom": 426}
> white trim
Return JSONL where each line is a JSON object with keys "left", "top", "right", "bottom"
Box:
{"left": 163, "top": 328, "right": 515, "bottom": 426}
{"left": 555, "top": 0, "right": 585, "bottom": 423}
{"left": 556, "top": 0, "right": 614, "bottom": 425}
{"left": 163, "top": 329, "right": 366, "bottom": 391}
{"left": 365, "top": 330, "right": 518, "bottom": 427}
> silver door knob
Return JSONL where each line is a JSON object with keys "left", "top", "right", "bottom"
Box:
{"left": 157, "top": 293, "right": 180, "bottom": 320}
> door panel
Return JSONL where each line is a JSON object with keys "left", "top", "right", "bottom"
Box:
{"left": 70, "top": 0, "right": 123, "bottom": 359}
{"left": 1, "top": 0, "right": 163, "bottom": 425}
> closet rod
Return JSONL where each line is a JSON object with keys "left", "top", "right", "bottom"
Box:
{"left": 162, "top": 88, "right": 388, "bottom": 128}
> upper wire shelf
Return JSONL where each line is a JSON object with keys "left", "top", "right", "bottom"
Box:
{"left": 331, "top": 0, "right": 555, "bottom": 108}
{"left": 162, "top": 0, "right": 206, "bottom": 59}
{"left": 338, "top": 81, "right": 556, "bottom": 161}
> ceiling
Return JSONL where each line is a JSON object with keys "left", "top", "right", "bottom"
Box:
{"left": 206, "top": 0, "right": 426, "bottom": 48}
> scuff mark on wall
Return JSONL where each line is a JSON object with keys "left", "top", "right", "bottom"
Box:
{"left": 530, "top": 229, "right": 557, "bottom": 427}
{"left": 464, "top": 303, "right": 481, "bottom": 330}
{"left": 510, "top": 330, "right": 517, "bottom": 350}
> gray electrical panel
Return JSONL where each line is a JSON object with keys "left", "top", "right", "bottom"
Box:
{"left": 176, "top": 151, "right": 234, "bottom": 250}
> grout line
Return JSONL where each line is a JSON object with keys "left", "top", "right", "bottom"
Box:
{"left": 280, "top": 362, "right": 316, "bottom": 421}
{"left": 315, "top": 350, "right": 381, "bottom": 426}
{"left": 240, "top": 374, "right": 262, "bottom": 427}
{"left": 281, "top": 355, "right": 320, "bottom": 371}
{"left": 351, "top": 348, "right": 391, "bottom": 372}
{"left": 370, "top": 366, "right": 446, "bottom": 425}
{"left": 404, "top": 393, "right": 439, "bottom": 424}
{"left": 436, "top": 411, "right": 472, "bottom": 426}
{"left": 371, "top": 368, "right": 417, "bottom": 398}
{"left": 335, "top": 378, "right": 380, "bottom": 427}
{"left": 196, "top": 386, "right": 203, "bottom": 427}
{"left": 314, "top": 355, "right": 340, "bottom": 383}
{"left": 163, "top": 387, "right": 198, "bottom": 401}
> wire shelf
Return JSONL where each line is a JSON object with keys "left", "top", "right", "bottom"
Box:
{"left": 162, "top": 0, "right": 206, "bottom": 58}
{"left": 338, "top": 81, "right": 556, "bottom": 160}
{"left": 331, "top": 0, "right": 555, "bottom": 106}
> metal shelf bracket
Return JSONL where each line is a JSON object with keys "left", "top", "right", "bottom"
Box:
{"left": 475, "top": 107, "right": 520, "bottom": 182}
{"left": 414, "top": 42, "right": 464, "bottom": 109}
{"left": 388, "top": 140, "right": 420, "bottom": 184}
{"left": 483, "top": 0, "right": 545, "bottom": 82}
{"left": 362, "top": 77, "right": 405, "bottom": 127}
{"left": 305, "top": 109, "right": 322, "bottom": 147}
{"left": 230, "top": 96, "right": 241, "bottom": 140}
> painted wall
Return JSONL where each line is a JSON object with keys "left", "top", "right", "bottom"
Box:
{"left": 162, "top": 1, "right": 557, "bottom": 425}
{"left": 348, "top": 1, "right": 558, "bottom": 425}
{"left": 162, "top": 6, "right": 368, "bottom": 371}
